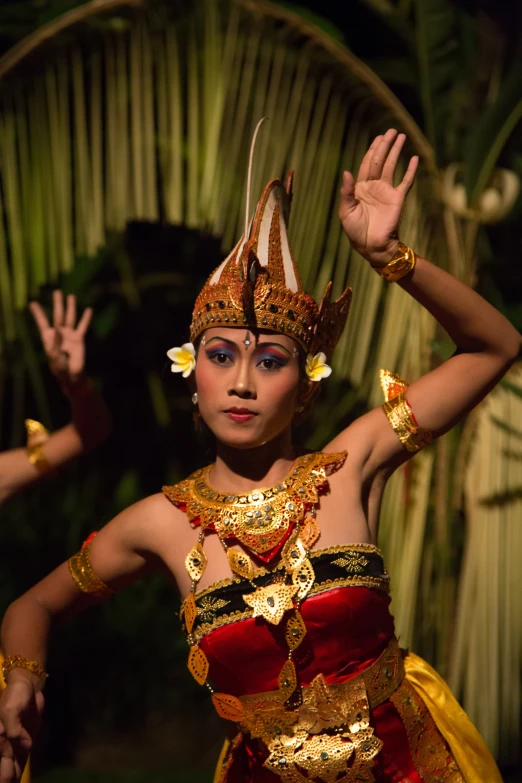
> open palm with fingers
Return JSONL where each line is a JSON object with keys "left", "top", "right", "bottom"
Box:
{"left": 29, "top": 291, "right": 92, "bottom": 385}
{"left": 339, "top": 129, "right": 419, "bottom": 266}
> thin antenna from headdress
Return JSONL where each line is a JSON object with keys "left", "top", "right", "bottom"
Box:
{"left": 245, "top": 117, "right": 268, "bottom": 239}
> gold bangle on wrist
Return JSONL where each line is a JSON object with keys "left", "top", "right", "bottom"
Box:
{"left": 2, "top": 655, "right": 48, "bottom": 685}
{"left": 374, "top": 242, "right": 416, "bottom": 283}
{"left": 25, "top": 418, "right": 51, "bottom": 474}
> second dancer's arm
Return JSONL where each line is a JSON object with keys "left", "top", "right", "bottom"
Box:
{"left": 0, "top": 291, "right": 111, "bottom": 504}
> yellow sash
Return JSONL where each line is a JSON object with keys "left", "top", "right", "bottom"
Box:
{"left": 404, "top": 652, "right": 502, "bottom": 782}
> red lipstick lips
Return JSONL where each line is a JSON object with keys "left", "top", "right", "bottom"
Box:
{"left": 224, "top": 407, "right": 258, "bottom": 423}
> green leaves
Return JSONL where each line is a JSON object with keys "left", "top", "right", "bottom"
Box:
{"left": 360, "top": 0, "right": 477, "bottom": 164}
{"left": 275, "top": 2, "right": 345, "bottom": 42}
{"left": 415, "top": 0, "right": 457, "bottom": 144}
{"left": 464, "top": 66, "right": 522, "bottom": 203}
{"left": 499, "top": 378, "right": 522, "bottom": 402}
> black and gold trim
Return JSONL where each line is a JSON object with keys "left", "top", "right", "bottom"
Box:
{"left": 181, "top": 545, "right": 389, "bottom": 642}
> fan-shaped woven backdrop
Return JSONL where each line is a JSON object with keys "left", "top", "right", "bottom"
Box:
{"left": 0, "top": 0, "right": 520, "bottom": 761}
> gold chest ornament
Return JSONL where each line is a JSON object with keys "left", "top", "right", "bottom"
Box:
{"left": 163, "top": 451, "right": 346, "bottom": 559}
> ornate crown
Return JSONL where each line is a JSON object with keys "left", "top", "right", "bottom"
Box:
{"left": 190, "top": 173, "right": 352, "bottom": 362}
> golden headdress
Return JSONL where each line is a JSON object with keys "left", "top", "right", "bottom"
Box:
{"left": 190, "top": 171, "right": 352, "bottom": 363}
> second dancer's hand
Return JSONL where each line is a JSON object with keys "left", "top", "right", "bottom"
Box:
{"left": 29, "top": 291, "right": 93, "bottom": 392}
{"left": 339, "top": 128, "right": 419, "bottom": 267}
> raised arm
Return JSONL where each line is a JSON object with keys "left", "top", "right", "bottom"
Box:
{"left": 0, "top": 291, "right": 111, "bottom": 504}
{"left": 0, "top": 492, "right": 184, "bottom": 782}
{"left": 330, "top": 129, "right": 521, "bottom": 471}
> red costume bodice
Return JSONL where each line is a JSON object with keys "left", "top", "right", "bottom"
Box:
{"left": 186, "top": 546, "right": 460, "bottom": 783}
{"left": 198, "top": 557, "right": 394, "bottom": 697}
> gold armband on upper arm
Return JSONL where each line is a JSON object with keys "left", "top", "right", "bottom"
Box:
{"left": 379, "top": 369, "right": 432, "bottom": 454}
{"left": 68, "top": 543, "right": 115, "bottom": 599}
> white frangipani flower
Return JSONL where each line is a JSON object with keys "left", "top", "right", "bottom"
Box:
{"left": 305, "top": 352, "right": 332, "bottom": 382}
{"left": 167, "top": 343, "right": 196, "bottom": 378}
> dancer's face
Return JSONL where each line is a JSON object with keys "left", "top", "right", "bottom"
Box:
{"left": 194, "top": 327, "right": 301, "bottom": 449}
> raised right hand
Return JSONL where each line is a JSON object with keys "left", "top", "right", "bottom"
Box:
{"left": 339, "top": 129, "right": 418, "bottom": 267}
{"left": 29, "top": 290, "right": 93, "bottom": 387}
{"left": 0, "top": 678, "right": 44, "bottom": 783}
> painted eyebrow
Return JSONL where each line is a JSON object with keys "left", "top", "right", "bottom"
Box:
{"left": 255, "top": 342, "right": 292, "bottom": 356}
{"left": 205, "top": 336, "right": 238, "bottom": 347}
{"left": 205, "top": 337, "right": 292, "bottom": 355}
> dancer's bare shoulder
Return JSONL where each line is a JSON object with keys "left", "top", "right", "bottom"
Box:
{"left": 120, "top": 490, "right": 193, "bottom": 550}
{"left": 82, "top": 491, "right": 194, "bottom": 593}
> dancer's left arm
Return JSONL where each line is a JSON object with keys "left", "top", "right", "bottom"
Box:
{"left": 331, "top": 129, "right": 521, "bottom": 471}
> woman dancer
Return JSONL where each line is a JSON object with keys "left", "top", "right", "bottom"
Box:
{"left": 1, "top": 130, "right": 519, "bottom": 782}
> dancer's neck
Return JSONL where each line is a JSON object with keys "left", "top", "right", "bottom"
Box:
{"left": 210, "top": 428, "right": 296, "bottom": 493}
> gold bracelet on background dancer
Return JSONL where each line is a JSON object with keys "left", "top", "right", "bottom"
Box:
{"left": 372, "top": 242, "right": 416, "bottom": 283}
{"left": 2, "top": 655, "right": 48, "bottom": 685}
{"left": 25, "top": 418, "right": 51, "bottom": 474}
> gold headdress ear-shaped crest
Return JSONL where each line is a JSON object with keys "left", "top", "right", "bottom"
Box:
{"left": 309, "top": 283, "right": 353, "bottom": 364}
{"left": 189, "top": 122, "right": 352, "bottom": 362}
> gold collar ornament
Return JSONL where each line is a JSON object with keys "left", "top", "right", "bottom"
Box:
{"left": 163, "top": 450, "right": 346, "bottom": 560}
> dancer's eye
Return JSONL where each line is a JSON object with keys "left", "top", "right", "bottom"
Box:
{"left": 257, "top": 355, "right": 287, "bottom": 371}
{"left": 206, "top": 349, "right": 234, "bottom": 366}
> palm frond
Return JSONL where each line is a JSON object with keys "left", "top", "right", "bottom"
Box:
{"left": 448, "top": 364, "right": 522, "bottom": 759}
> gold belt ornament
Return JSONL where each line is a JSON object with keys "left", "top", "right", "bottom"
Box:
{"left": 218, "top": 638, "right": 404, "bottom": 783}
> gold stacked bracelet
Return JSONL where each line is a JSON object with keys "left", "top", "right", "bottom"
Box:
{"left": 382, "top": 392, "right": 432, "bottom": 453}
{"left": 2, "top": 655, "right": 48, "bottom": 685}
{"left": 374, "top": 242, "right": 416, "bottom": 283}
